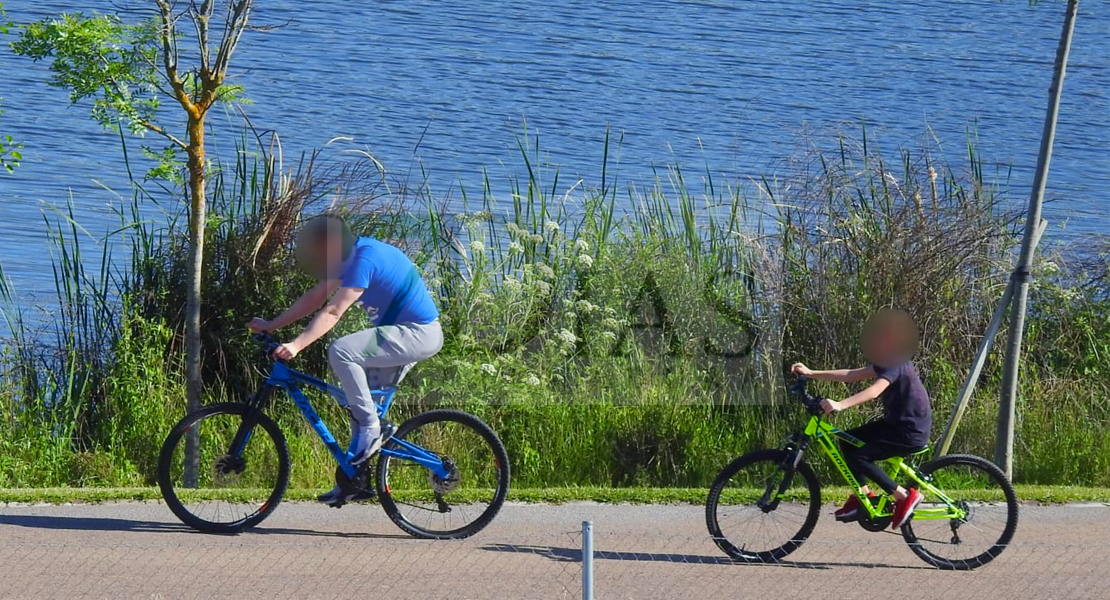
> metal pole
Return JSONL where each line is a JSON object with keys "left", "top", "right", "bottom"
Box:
{"left": 938, "top": 219, "right": 1047, "bottom": 456}
{"left": 938, "top": 279, "right": 1014, "bottom": 456}
{"left": 996, "top": 0, "right": 1078, "bottom": 478}
{"left": 582, "top": 521, "right": 594, "bottom": 600}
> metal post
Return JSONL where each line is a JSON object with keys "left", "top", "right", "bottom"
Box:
{"left": 938, "top": 219, "right": 1046, "bottom": 457}
{"left": 996, "top": 0, "right": 1078, "bottom": 479}
{"left": 582, "top": 521, "right": 594, "bottom": 600}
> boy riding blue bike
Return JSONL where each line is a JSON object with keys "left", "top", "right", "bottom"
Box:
{"left": 790, "top": 308, "right": 931, "bottom": 530}
{"left": 247, "top": 213, "right": 442, "bottom": 506}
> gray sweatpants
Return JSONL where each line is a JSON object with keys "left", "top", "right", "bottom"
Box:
{"left": 327, "top": 320, "right": 443, "bottom": 429}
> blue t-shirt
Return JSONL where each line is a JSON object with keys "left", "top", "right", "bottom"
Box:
{"left": 339, "top": 237, "right": 438, "bottom": 326}
{"left": 872, "top": 361, "right": 932, "bottom": 448}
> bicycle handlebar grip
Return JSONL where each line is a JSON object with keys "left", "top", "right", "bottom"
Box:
{"left": 251, "top": 332, "right": 283, "bottom": 360}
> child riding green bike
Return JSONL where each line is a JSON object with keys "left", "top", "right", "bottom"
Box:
{"left": 790, "top": 308, "right": 930, "bottom": 530}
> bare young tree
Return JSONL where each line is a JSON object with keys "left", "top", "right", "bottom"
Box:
{"left": 15, "top": 1, "right": 256, "bottom": 484}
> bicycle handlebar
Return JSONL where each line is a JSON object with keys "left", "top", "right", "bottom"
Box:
{"left": 252, "top": 332, "right": 284, "bottom": 361}
{"left": 789, "top": 376, "right": 827, "bottom": 417}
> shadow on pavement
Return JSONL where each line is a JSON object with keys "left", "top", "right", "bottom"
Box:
{"left": 0, "top": 514, "right": 410, "bottom": 539}
{"left": 481, "top": 544, "right": 932, "bottom": 571}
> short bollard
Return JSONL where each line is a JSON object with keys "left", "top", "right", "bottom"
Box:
{"left": 582, "top": 521, "right": 594, "bottom": 600}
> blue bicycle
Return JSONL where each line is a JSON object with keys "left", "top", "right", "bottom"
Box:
{"left": 157, "top": 333, "right": 510, "bottom": 538}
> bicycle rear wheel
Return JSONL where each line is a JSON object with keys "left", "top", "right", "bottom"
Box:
{"left": 158, "top": 403, "right": 290, "bottom": 534}
{"left": 902, "top": 453, "right": 1018, "bottom": 570}
{"left": 376, "top": 409, "right": 509, "bottom": 539}
{"left": 705, "top": 449, "right": 822, "bottom": 562}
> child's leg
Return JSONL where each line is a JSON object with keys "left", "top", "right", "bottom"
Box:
{"left": 844, "top": 443, "right": 901, "bottom": 496}
{"left": 328, "top": 321, "right": 445, "bottom": 434}
{"left": 841, "top": 421, "right": 889, "bottom": 491}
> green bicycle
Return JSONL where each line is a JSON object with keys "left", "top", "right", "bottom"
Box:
{"left": 705, "top": 377, "right": 1018, "bottom": 570}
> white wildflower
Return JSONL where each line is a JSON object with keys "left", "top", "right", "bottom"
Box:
{"left": 556, "top": 328, "right": 578, "bottom": 345}
{"left": 508, "top": 241, "right": 524, "bottom": 255}
{"left": 469, "top": 240, "right": 486, "bottom": 255}
{"left": 544, "top": 220, "right": 560, "bottom": 234}
{"left": 504, "top": 277, "right": 522, "bottom": 292}
{"left": 577, "top": 254, "right": 594, "bottom": 270}
{"left": 480, "top": 363, "right": 498, "bottom": 376}
{"left": 535, "top": 264, "right": 556, "bottom": 280}
{"left": 1039, "top": 261, "right": 1061, "bottom": 276}
{"left": 575, "top": 300, "right": 597, "bottom": 314}
{"left": 574, "top": 239, "right": 590, "bottom": 253}
{"left": 602, "top": 317, "right": 621, "bottom": 330}
{"left": 530, "top": 233, "right": 544, "bottom": 244}
{"left": 506, "top": 222, "right": 523, "bottom": 237}
{"left": 534, "top": 280, "right": 553, "bottom": 295}
{"left": 601, "top": 331, "right": 617, "bottom": 343}
{"left": 523, "top": 374, "right": 541, "bottom": 386}
{"left": 473, "top": 210, "right": 492, "bottom": 221}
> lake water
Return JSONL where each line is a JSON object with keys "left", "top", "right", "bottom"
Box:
{"left": 1, "top": 0, "right": 1108, "bottom": 313}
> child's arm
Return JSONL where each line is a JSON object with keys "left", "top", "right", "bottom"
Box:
{"left": 791, "top": 363, "right": 876, "bottom": 384}
{"left": 820, "top": 378, "right": 891, "bottom": 414}
{"left": 273, "top": 286, "right": 364, "bottom": 360}
{"left": 247, "top": 279, "right": 341, "bottom": 332}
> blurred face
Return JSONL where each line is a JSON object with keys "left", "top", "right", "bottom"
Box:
{"left": 862, "top": 309, "right": 918, "bottom": 367}
{"left": 313, "top": 234, "right": 347, "bottom": 278}
{"left": 295, "top": 217, "right": 351, "bottom": 280}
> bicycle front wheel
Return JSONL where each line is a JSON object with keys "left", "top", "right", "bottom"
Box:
{"left": 706, "top": 449, "right": 822, "bottom": 563}
{"left": 376, "top": 409, "right": 510, "bottom": 539}
{"left": 158, "top": 403, "right": 290, "bottom": 534}
{"left": 902, "top": 453, "right": 1018, "bottom": 570}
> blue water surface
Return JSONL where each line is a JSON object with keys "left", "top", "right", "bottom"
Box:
{"left": 0, "top": 0, "right": 1107, "bottom": 313}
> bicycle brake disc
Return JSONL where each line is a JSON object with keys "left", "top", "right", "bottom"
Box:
{"left": 429, "top": 458, "right": 461, "bottom": 495}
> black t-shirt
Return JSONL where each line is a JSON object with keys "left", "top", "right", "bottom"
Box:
{"left": 872, "top": 362, "right": 932, "bottom": 447}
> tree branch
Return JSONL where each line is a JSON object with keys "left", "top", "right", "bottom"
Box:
{"left": 209, "top": 0, "right": 251, "bottom": 98}
{"left": 140, "top": 120, "right": 188, "bottom": 150}
{"left": 154, "top": 0, "right": 195, "bottom": 115}
{"left": 189, "top": 0, "right": 215, "bottom": 75}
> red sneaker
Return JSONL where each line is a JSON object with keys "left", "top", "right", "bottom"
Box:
{"left": 891, "top": 488, "right": 923, "bottom": 529}
{"left": 834, "top": 493, "right": 874, "bottom": 522}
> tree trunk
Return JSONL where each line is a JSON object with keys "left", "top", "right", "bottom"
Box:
{"left": 182, "top": 113, "right": 207, "bottom": 488}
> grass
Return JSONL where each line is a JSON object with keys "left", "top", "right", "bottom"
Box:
{"left": 0, "top": 127, "right": 1108, "bottom": 492}
{"left": 1, "top": 485, "right": 1107, "bottom": 506}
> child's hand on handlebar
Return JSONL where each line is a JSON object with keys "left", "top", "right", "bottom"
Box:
{"left": 820, "top": 398, "right": 843, "bottom": 414}
{"left": 273, "top": 342, "right": 301, "bottom": 361}
{"left": 246, "top": 317, "right": 272, "bottom": 333}
{"left": 791, "top": 363, "right": 814, "bottom": 377}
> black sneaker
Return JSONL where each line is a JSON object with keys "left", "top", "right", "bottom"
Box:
{"left": 316, "top": 486, "right": 375, "bottom": 508}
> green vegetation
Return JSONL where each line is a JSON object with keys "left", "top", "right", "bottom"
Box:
{"left": 0, "top": 129, "right": 1107, "bottom": 494}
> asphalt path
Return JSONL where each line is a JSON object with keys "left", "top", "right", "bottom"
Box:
{"left": 0, "top": 501, "right": 1106, "bottom": 599}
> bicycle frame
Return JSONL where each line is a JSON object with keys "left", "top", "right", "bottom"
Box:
{"left": 250, "top": 361, "right": 450, "bottom": 481}
{"left": 798, "top": 416, "right": 966, "bottom": 522}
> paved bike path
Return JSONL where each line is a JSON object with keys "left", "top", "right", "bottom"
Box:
{"left": 0, "top": 501, "right": 1106, "bottom": 599}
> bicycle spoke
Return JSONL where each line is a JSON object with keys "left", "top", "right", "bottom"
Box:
{"left": 159, "top": 405, "right": 287, "bottom": 533}
{"left": 902, "top": 455, "right": 1018, "bottom": 569}
{"left": 708, "top": 450, "right": 820, "bottom": 562}
{"left": 377, "top": 410, "right": 508, "bottom": 539}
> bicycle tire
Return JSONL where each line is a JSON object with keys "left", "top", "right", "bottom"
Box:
{"left": 902, "top": 453, "right": 1019, "bottom": 570}
{"left": 376, "top": 409, "right": 510, "bottom": 540}
{"left": 706, "top": 449, "right": 822, "bottom": 562}
{"left": 158, "top": 403, "right": 290, "bottom": 534}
